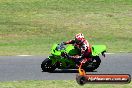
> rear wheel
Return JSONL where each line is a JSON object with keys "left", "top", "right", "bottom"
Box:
{"left": 41, "top": 58, "right": 56, "bottom": 72}
{"left": 82, "top": 56, "right": 101, "bottom": 71}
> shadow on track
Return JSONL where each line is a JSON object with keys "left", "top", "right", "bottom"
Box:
{"left": 42, "top": 69, "right": 97, "bottom": 73}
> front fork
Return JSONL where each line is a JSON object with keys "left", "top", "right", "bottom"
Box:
{"left": 48, "top": 55, "right": 58, "bottom": 65}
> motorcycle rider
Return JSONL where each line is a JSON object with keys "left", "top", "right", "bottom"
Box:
{"left": 62, "top": 33, "right": 92, "bottom": 65}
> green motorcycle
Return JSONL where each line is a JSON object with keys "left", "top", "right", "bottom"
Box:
{"left": 41, "top": 43, "right": 106, "bottom": 72}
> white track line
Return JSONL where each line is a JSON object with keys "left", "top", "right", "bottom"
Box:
{"left": 105, "top": 53, "right": 115, "bottom": 54}
{"left": 17, "top": 55, "right": 33, "bottom": 56}
{"left": 17, "top": 53, "right": 115, "bottom": 56}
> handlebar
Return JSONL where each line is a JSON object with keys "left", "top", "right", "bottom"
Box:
{"left": 56, "top": 43, "right": 65, "bottom": 51}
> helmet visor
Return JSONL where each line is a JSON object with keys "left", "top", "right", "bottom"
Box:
{"left": 75, "top": 38, "right": 82, "bottom": 44}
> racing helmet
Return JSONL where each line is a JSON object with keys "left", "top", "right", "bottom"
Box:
{"left": 75, "top": 33, "right": 85, "bottom": 44}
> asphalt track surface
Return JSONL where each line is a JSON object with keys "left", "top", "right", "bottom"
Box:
{"left": 0, "top": 53, "right": 132, "bottom": 81}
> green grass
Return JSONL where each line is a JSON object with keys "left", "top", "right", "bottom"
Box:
{"left": 0, "top": 0, "right": 132, "bottom": 55}
{"left": 0, "top": 80, "right": 131, "bottom": 88}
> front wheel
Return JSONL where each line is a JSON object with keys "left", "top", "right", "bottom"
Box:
{"left": 82, "top": 56, "right": 101, "bottom": 71}
{"left": 41, "top": 58, "right": 56, "bottom": 72}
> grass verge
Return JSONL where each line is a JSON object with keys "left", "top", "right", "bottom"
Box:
{"left": 0, "top": 80, "right": 131, "bottom": 88}
{"left": 0, "top": 0, "right": 132, "bottom": 55}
